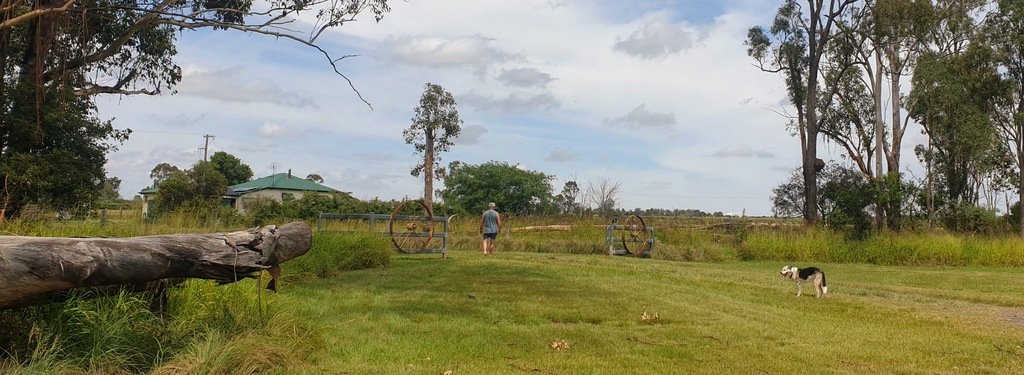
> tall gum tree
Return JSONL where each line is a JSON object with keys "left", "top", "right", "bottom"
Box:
{"left": 747, "top": 0, "right": 859, "bottom": 224}
{"left": 986, "top": 0, "right": 1024, "bottom": 235}
{"left": 404, "top": 83, "right": 462, "bottom": 213}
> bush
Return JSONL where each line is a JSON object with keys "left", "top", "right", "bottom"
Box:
{"left": 941, "top": 203, "right": 1007, "bottom": 234}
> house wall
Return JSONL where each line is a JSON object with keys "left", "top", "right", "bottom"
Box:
{"left": 141, "top": 194, "right": 155, "bottom": 217}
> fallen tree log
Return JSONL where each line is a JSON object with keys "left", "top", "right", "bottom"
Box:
{"left": 0, "top": 221, "right": 312, "bottom": 310}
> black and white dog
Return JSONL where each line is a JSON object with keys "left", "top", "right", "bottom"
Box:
{"left": 779, "top": 265, "right": 828, "bottom": 298}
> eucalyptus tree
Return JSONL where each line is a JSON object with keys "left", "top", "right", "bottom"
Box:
{"left": 872, "top": 0, "right": 934, "bottom": 175}
{"left": 909, "top": 0, "right": 1007, "bottom": 227}
{"left": 149, "top": 163, "right": 182, "bottom": 186}
{"left": 909, "top": 43, "right": 1007, "bottom": 211}
{"left": 985, "top": 0, "right": 1024, "bottom": 234}
{"left": 746, "top": 0, "right": 860, "bottom": 224}
{"left": 404, "top": 83, "right": 463, "bottom": 212}
{"left": 825, "top": 0, "right": 933, "bottom": 229}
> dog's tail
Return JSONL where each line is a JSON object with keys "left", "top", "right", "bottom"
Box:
{"left": 821, "top": 271, "right": 828, "bottom": 294}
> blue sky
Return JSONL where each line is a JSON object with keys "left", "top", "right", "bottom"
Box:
{"left": 96, "top": 0, "right": 929, "bottom": 216}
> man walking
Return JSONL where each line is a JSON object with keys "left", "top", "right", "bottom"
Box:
{"left": 480, "top": 202, "right": 501, "bottom": 255}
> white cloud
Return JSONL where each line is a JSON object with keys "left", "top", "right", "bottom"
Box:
{"left": 382, "top": 35, "right": 520, "bottom": 73}
{"left": 459, "top": 91, "right": 561, "bottom": 114}
{"left": 605, "top": 104, "right": 676, "bottom": 129}
{"left": 458, "top": 125, "right": 488, "bottom": 145}
{"left": 613, "top": 13, "right": 698, "bottom": 59}
{"left": 496, "top": 68, "right": 555, "bottom": 88}
{"left": 259, "top": 122, "right": 290, "bottom": 137}
{"left": 710, "top": 147, "right": 775, "bottom": 159}
{"left": 545, "top": 148, "right": 579, "bottom": 162}
{"left": 176, "top": 66, "right": 318, "bottom": 108}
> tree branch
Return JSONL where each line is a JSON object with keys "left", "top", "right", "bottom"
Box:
{"left": 0, "top": 0, "right": 74, "bottom": 30}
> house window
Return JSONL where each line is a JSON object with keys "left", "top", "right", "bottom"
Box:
{"left": 282, "top": 192, "right": 295, "bottom": 201}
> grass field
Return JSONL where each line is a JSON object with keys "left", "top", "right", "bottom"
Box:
{"left": 275, "top": 249, "right": 1024, "bottom": 374}
{"left": 4, "top": 218, "right": 1024, "bottom": 374}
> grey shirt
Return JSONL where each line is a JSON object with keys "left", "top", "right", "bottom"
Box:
{"left": 482, "top": 209, "right": 500, "bottom": 234}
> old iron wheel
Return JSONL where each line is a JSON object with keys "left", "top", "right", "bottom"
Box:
{"left": 620, "top": 214, "right": 649, "bottom": 255}
{"left": 388, "top": 200, "right": 434, "bottom": 253}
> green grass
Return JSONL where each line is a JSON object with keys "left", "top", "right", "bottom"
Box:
{"left": 276, "top": 250, "right": 1024, "bottom": 374}
{"left": 6, "top": 217, "right": 1024, "bottom": 373}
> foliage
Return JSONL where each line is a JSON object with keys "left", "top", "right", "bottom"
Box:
{"left": 97, "top": 177, "right": 123, "bottom": 204}
{"left": 0, "top": 86, "right": 129, "bottom": 218}
{"left": 552, "top": 180, "right": 581, "bottom": 215}
{"left": 440, "top": 161, "right": 554, "bottom": 215}
{"left": 819, "top": 165, "right": 874, "bottom": 237}
{"left": 188, "top": 161, "right": 229, "bottom": 200}
{"left": 940, "top": 202, "right": 1007, "bottom": 234}
{"left": 149, "top": 163, "right": 181, "bottom": 187}
{"left": 305, "top": 174, "right": 324, "bottom": 183}
{"left": 771, "top": 168, "right": 805, "bottom": 218}
{"left": 0, "top": 0, "right": 391, "bottom": 98}
{"left": 245, "top": 192, "right": 365, "bottom": 226}
{"left": 986, "top": 0, "right": 1024, "bottom": 234}
{"left": 209, "top": 151, "right": 253, "bottom": 186}
{"left": 910, "top": 43, "right": 1011, "bottom": 210}
{"left": 154, "top": 161, "right": 227, "bottom": 214}
{"left": 771, "top": 163, "right": 878, "bottom": 236}
{"left": 404, "top": 82, "right": 463, "bottom": 210}
{"left": 154, "top": 170, "right": 191, "bottom": 213}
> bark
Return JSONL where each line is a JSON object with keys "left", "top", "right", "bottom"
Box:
{"left": 0, "top": 221, "right": 311, "bottom": 310}
{"left": 804, "top": 1, "right": 821, "bottom": 225}
{"left": 424, "top": 127, "right": 434, "bottom": 212}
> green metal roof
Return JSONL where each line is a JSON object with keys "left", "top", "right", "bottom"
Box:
{"left": 228, "top": 173, "right": 338, "bottom": 195}
{"left": 139, "top": 173, "right": 339, "bottom": 196}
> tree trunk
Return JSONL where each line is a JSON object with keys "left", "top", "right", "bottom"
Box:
{"left": 0, "top": 221, "right": 311, "bottom": 310}
{"left": 1018, "top": 121, "right": 1024, "bottom": 237}
{"left": 873, "top": 51, "right": 885, "bottom": 231}
{"left": 424, "top": 127, "right": 434, "bottom": 212}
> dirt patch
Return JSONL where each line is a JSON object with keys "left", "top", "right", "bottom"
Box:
{"left": 996, "top": 308, "right": 1024, "bottom": 328}
{"left": 930, "top": 302, "right": 1024, "bottom": 329}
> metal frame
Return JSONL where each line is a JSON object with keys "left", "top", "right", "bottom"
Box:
{"left": 605, "top": 223, "right": 655, "bottom": 257}
{"left": 317, "top": 212, "right": 452, "bottom": 257}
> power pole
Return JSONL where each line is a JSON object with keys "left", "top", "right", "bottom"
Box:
{"left": 200, "top": 134, "right": 215, "bottom": 161}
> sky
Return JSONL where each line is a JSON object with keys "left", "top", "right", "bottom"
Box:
{"left": 96, "top": 0, "right": 929, "bottom": 216}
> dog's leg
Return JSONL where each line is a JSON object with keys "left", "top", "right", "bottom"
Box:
{"left": 813, "top": 273, "right": 823, "bottom": 298}
{"left": 795, "top": 281, "right": 802, "bottom": 297}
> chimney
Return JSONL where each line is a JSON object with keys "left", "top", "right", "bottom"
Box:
{"left": 287, "top": 169, "right": 292, "bottom": 178}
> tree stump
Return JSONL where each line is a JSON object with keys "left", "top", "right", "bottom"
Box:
{"left": 0, "top": 221, "right": 312, "bottom": 310}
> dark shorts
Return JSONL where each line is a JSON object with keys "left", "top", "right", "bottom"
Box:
{"left": 483, "top": 232, "right": 498, "bottom": 240}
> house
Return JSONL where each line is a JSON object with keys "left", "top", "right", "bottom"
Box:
{"left": 139, "top": 171, "right": 342, "bottom": 215}
{"left": 226, "top": 172, "right": 340, "bottom": 213}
